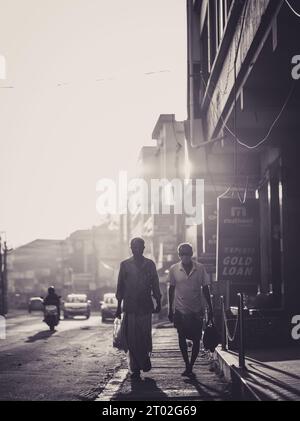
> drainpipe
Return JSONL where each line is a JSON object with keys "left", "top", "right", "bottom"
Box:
{"left": 187, "top": 0, "right": 194, "bottom": 131}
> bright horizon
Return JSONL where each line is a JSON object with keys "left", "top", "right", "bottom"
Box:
{"left": 0, "top": 0, "right": 187, "bottom": 248}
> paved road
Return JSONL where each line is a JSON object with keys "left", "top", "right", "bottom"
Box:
{"left": 0, "top": 312, "right": 125, "bottom": 401}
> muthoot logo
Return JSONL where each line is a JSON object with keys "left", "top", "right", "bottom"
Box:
{"left": 291, "top": 315, "right": 300, "bottom": 340}
{"left": 291, "top": 55, "right": 300, "bottom": 80}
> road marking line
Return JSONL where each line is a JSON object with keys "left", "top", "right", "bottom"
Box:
{"left": 95, "top": 369, "right": 128, "bottom": 401}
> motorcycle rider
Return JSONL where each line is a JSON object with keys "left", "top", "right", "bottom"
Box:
{"left": 43, "top": 286, "right": 60, "bottom": 324}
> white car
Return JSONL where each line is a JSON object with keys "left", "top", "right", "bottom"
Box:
{"left": 63, "top": 294, "right": 91, "bottom": 319}
{"left": 100, "top": 293, "right": 118, "bottom": 322}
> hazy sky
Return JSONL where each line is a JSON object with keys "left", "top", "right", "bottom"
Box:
{"left": 0, "top": 0, "right": 187, "bottom": 247}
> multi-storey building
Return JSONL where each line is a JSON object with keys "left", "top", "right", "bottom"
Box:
{"left": 186, "top": 0, "right": 300, "bottom": 339}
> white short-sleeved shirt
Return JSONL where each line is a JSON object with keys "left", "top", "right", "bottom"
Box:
{"left": 167, "top": 261, "right": 210, "bottom": 314}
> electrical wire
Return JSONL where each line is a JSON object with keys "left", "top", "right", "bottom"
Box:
{"left": 285, "top": 0, "right": 300, "bottom": 18}
{"left": 237, "top": 176, "right": 249, "bottom": 204}
{"left": 218, "top": 185, "right": 233, "bottom": 200}
{"left": 200, "top": 73, "right": 295, "bottom": 150}
{"left": 223, "top": 84, "right": 295, "bottom": 149}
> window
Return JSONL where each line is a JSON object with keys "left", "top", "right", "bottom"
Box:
{"left": 208, "top": 0, "right": 217, "bottom": 67}
{"left": 67, "top": 295, "right": 87, "bottom": 303}
{"left": 204, "top": 0, "right": 234, "bottom": 73}
{"left": 104, "top": 296, "right": 117, "bottom": 305}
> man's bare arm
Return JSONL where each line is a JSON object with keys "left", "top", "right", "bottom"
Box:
{"left": 115, "top": 263, "right": 124, "bottom": 319}
{"left": 115, "top": 299, "right": 122, "bottom": 319}
{"left": 168, "top": 285, "right": 175, "bottom": 322}
{"left": 151, "top": 262, "right": 162, "bottom": 313}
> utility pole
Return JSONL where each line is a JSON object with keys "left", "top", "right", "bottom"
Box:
{"left": 0, "top": 236, "right": 11, "bottom": 316}
{"left": 3, "top": 241, "right": 8, "bottom": 315}
{"left": 0, "top": 237, "right": 7, "bottom": 316}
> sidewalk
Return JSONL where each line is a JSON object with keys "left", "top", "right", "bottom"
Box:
{"left": 97, "top": 322, "right": 231, "bottom": 401}
{"left": 215, "top": 346, "right": 300, "bottom": 401}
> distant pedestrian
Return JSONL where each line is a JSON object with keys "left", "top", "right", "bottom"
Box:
{"left": 167, "top": 243, "right": 213, "bottom": 377}
{"left": 115, "top": 238, "right": 161, "bottom": 381}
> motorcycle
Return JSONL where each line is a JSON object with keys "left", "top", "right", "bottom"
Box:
{"left": 44, "top": 305, "right": 59, "bottom": 331}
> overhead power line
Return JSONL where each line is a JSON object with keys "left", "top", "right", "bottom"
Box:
{"left": 285, "top": 0, "right": 300, "bottom": 18}
{"left": 223, "top": 84, "right": 295, "bottom": 149}
{"left": 200, "top": 73, "right": 295, "bottom": 150}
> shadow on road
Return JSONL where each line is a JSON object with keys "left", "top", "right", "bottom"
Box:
{"left": 114, "top": 376, "right": 169, "bottom": 401}
{"left": 25, "top": 330, "right": 56, "bottom": 343}
{"left": 184, "top": 374, "right": 231, "bottom": 401}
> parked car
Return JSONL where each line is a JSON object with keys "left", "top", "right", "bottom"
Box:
{"left": 100, "top": 293, "right": 118, "bottom": 322}
{"left": 63, "top": 294, "right": 91, "bottom": 319}
{"left": 28, "top": 297, "right": 44, "bottom": 313}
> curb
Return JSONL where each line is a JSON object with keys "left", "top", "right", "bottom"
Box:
{"left": 214, "top": 347, "right": 261, "bottom": 401}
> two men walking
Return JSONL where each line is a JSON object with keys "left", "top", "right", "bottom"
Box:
{"left": 115, "top": 239, "right": 213, "bottom": 380}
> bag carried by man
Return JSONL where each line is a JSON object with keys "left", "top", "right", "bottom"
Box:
{"left": 203, "top": 321, "right": 220, "bottom": 352}
{"left": 113, "top": 315, "right": 128, "bottom": 352}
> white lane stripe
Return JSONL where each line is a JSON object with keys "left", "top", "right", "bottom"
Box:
{"left": 95, "top": 369, "right": 128, "bottom": 401}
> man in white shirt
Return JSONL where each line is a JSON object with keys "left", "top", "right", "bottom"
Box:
{"left": 167, "top": 243, "right": 213, "bottom": 377}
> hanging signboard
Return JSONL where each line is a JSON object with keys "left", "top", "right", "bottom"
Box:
{"left": 216, "top": 198, "right": 260, "bottom": 284}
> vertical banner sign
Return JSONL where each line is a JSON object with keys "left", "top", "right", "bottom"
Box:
{"left": 216, "top": 198, "right": 260, "bottom": 283}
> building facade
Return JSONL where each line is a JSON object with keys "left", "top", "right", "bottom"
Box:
{"left": 7, "top": 239, "right": 67, "bottom": 308}
{"left": 7, "top": 221, "right": 127, "bottom": 309}
{"left": 186, "top": 0, "right": 300, "bottom": 337}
